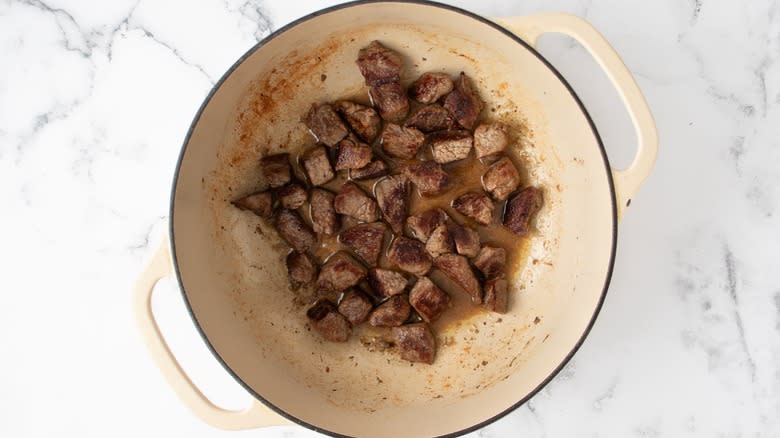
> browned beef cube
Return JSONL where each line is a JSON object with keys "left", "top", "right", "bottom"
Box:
{"left": 368, "top": 268, "right": 408, "bottom": 298}
{"left": 276, "top": 182, "right": 307, "bottom": 209}
{"left": 317, "top": 251, "right": 366, "bottom": 291}
{"left": 334, "top": 137, "right": 373, "bottom": 171}
{"left": 380, "top": 123, "right": 425, "bottom": 159}
{"left": 434, "top": 253, "right": 482, "bottom": 304}
{"left": 260, "top": 153, "right": 292, "bottom": 188}
{"left": 301, "top": 146, "right": 335, "bottom": 186}
{"left": 286, "top": 251, "right": 317, "bottom": 289}
{"left": 483, "top": 278, "right": 509, "bottom": 313}
{"left": 370, "top": 81, "right": 410, "bottom": 122}
{"left": 375, "top": 174, "right": 410, "bottom": 234}
{"left": 334, "top": 101, "right": 381, "bottom": 142}
{"left": 443, "top": 72, "right": 484, "bottom": 130}
{"left": 232, "top": 191, "right": 273, "bottom": 218}
{"left": 274, "top": 209, "right": 317, "bottom": 253}
{"left": 404, "top": 104, "right": 456, "bottom": 132}
{"left": 504, "top": 187, "right": 543, "bottom": 236}
{"left": 334, "top": 182, "right": 379, "bottom": 222}
{"left": 403, "top": 161, "right": 451, "bottom": 197}
{"left": 368, "top": 294, "right": 411, "bottom": 327}
{"left": 473, "top": 246, "right": 506, "bottom": 278}
{"left": 429, "top": 130, "right": 473, "bottom": 164}
{"left": 452, "top": 191, "right": 495, "bottom": 225}
{"left": 350, "top": 159, "right": 390, "bottom": 181}
{"left": 309, "top": 188, "right": 338, "bottom": 236}
{"left": 392, "top": 323, "right": 435, "bottom": 364}
{"left": 356, "top": 41, "right": 403, "bottom": 86}
{"left": 450, "top": 223, "right": 480, "bottom": 257}
{"left": 409, "top": 277, "right": 450, "bottom": 323}
{"left": 304, "top": 103, "right": 349, "bottom": 147}
{"left": 406, "top": 208, "right": 448, "bottom": 243}
{"left": 474, "top": 122, "right": 510, "bottom": 159}
{"left": 425, "top": 225, "right": 454, "bottom": 257}
{"left": 338, "top": 289, "right": 373, "bottom": 325}
{"left": 409, "top": 72, "right": 454, "bottom": 104}
{"left": 483, "top": 156, "right": 521, "bottom": 201}
{"left": 388, "top": 236, "right": 432, "bottom": 276}
{"left": 339, "top": 222, "right": 387, "bottom": 266}
{"left": 307, "top": 299, "right": 351, "bottom": 342}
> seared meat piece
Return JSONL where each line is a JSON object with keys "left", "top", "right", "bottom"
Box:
{"left": 368, "top": 294, "right": 411, "bottom": 327}
{"left": 404, "top": 104, "right": 456, "bottom": 132}
{"left": 339, "top": 222, "right": 387, "bottom": 266}
{"left": 301, "top": 146, "right": 335, "bottom": 186}
{"left": 473, "top": 246, "right": 506, "bottom": 278}
{"left": 286, "top": 251, "right": 318, "bottom": 289}
{"left": 317, "top": 251, "right": 367, "bottom": 291}
{"left": 334, "top": 101, "right": 381, "bottom": 142}
{"left": 429, "top": 130, "right": 473, "bottom": 164}
{"left": 335, "top": 137, "right": 373, "bottom": 171}
{"left": 392, "top": 323, "right": 435, "bottom": 364}
{"left": 403, "top": 161, "right": 451, "bottom": 197}
{"left": 338, "top": 289, "right": 374, "bottom": 325}
{"left": 474, "top": 122, "right": 510, "bottom": 159}
{"left": 452, "top": 191, "right": 495, "bottom": 225}
{"left": 483, "top": 278, "right": 509, "bottom": 313}
{"left": 232, "top": 191, "right": 273, "bottom": 218}
{"left": 276, "top": 182, "right": 307, "bottom": 209}
{"left": 425, "top": 225, "right": 454, "bottom": 257}
{"left": 380, "top": 123, "right": 425, "bottom": 159}
{"left": 434, "top": 254, "right": 482, "bottom": 304}
{"left": 406, "top": 208, "right": 448, "bottom": 243}
{"left": 370, "top": 81, "right": 410, "bottom": 122}
{"left": 450, "top": 223, "right": 480, "bottom": 257}
{"left": 409, "top": 277, "right": 450, "bottom": 323}
{"left": 307, "top": 299, "right": 351, "bottom": 342}
{"left": 260, "top": 153, "right": 292, "bottom": 188}
{"left": 374, "top": 175, "right": 410, "bottom": 234}
{"left": 356, "top": 40, "right": 403, "bottom": 86}
{"left": 368, "top": 268, "right": 408, "bottom": 298}
{"left": 388, "top": 236, "right": 432, "bottom": 276}
{"left": 504, "top": 187, "right": 543, "bottom": 236}
{"left": 274, "top": 209, "right": 317, "bottom": 253}
{"left": 350, "top": 159, "right": 390, "bottom": 181}
{"left": 409, "top": 72, "right": 454, "bottom": 104}
{"left": 304, "top": 103, "right": 349, "bottom": 147}
{"left": 483, "top": 156, "right": 521, "bottom": 201}
{"left": 443, "top": 72, "right": 484, "bottom": 129}
{"left": 334, "top": 182, "right": 379, "bottom": 222}
{"left": 309, "top": 188, "right": 338, "bottom": 236}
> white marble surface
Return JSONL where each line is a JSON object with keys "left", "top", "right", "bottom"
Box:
{"left": 1, "top": 0, "right": 778, "bottom": 437}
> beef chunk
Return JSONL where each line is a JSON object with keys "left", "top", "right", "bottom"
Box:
{"left": 504, "top": 187, "right": 543, "bottom": 236}
{"left": 304, "top": 103, "right": 349, "bottom": 147}
{"left": 334, "top": 182, "right": 379, "bottom": 222}
{"left": 450, "top": 223, "right": 480, "bottom": 257}
{"left": 286, "top": 251, "right": 318, "bottom": 289}
{"left": 374, "top": 174, "right": 410, "bottom": 234}
{"left": 483, "top": 278, "right": 509, "bottom": 313}
{"left": 370, "top": 81, "right": 410, "bottom": 122}
{"left": 443, "top": 72, "right": 484, "bottom": 129}
{"left": 388, "top": 236, "right": 432, "bottom": 276}
{"left": 409, "top": 72, "right": 454, "bottom": 104}
{"left": 404, "top": 104, "right": 456, "bottom": 132}
{"left": 350, "top": 159, "right": 390, "bottom": 181}
{"left": 429, "top": 130, "right": 473, "bottom": 164}
{"left": 356, "top": 41, "right": 403, "bottom": 86}
{"left": 434, "top": 254, "right": 482, "bottom": 304}
{"left": 307, "top": 299, "right": 351, "bottom": 342}
{"left": 339, "top": 222, "right": 387, "bottom": 266}
{"left": 317, "top": 251, "right": 367, "bottom": 291}
{"left": 452, "top": 191, "right": 495, "bottom": 225}
{"left": 301, "top": 146, "right": 335, "bottom": 186}
{"left": 474, "top": 122, "right": 510, "bottom": 159}
{"left": 406, "top": 208, "right": 448, "bottom": 243}
{"left": 425, "top": 225, "right": 454, "bottom": 257}
{"left": 380, "top": 123, "right": 425, "bottom": 159}
{"left": 335, "top": 137, "right": 373, "bottom": 171}
{"left": 260, "top": 154, "right": 292, "bottom": 188}
{"left": 483, "top": 156, "right": 521, "bottom": 201}
{"left": 368, "top": 294, "right": 411, "bottom": 327}
{"left": 334, "top": 101, "right": 381, "bottom": 142}
{"left": 392, "top": 323, "right": 435, "bottom": 364}
{"left": 368, "top": 268, "right": 408, "bottom": 298}
{"left": 403, "top": 161, "right": 451, "bottom": 197}
{"left": 338, "top": 289, "right": 373, "bottom": 325}
{"left": 309, "top": 188, "right": 338, "bottom": 236}
{"left": 232, "top": 191, "right": 273, "bottom": 218}
{"left": 409, "top": 277, "right": 450, "bottom": 323}
{"left": 473, "top": 246, "right": 506, "bottom": 278}
{"left": 276, "top": 182, "right": 307, "bottom": 209}
{"left": 274, "top": 209, "right": 317, "bottom": 253}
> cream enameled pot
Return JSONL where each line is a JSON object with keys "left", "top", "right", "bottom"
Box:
{"left": 134, "top": 1, "right": 657, "bottom": 436}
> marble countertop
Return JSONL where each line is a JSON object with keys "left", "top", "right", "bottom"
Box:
{"left": 1, "top": 0, "right": 778, "bottom": 437}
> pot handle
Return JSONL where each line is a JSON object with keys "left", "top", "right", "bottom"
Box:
{"left": 496, "top": 13, "right": 658, "bottom": 219}
{"left": 134, "top": 236, "right": 289, "bottom": 430}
